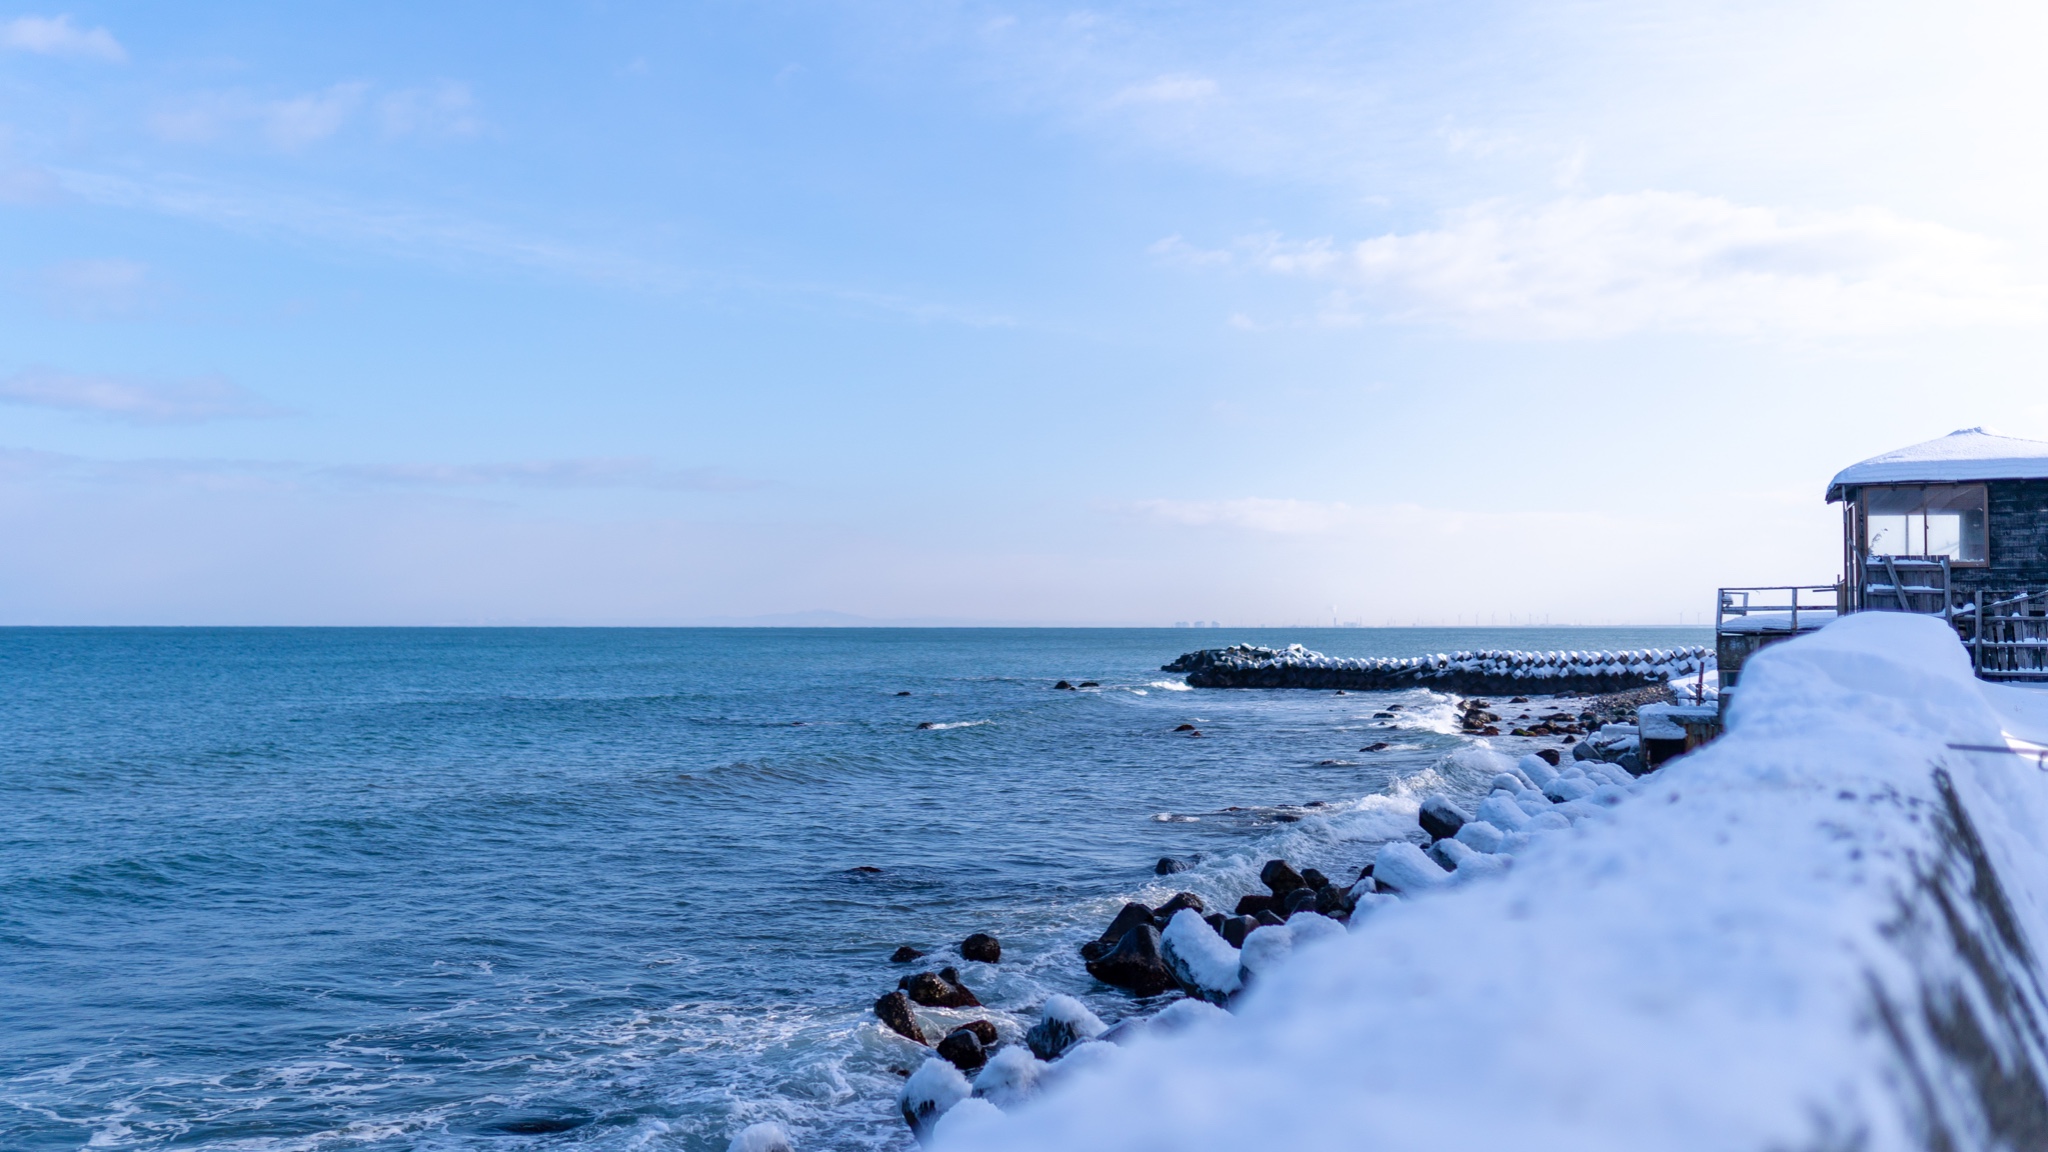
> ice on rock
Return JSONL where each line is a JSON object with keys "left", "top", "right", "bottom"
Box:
{"left": 1476, "top": 793, "right": 1532, "bottom": 831}
{"left": 930, "top": 1097, "right": 1006, "bottom": 1143}
{"left": 1370, "top": 842, "right": 1452, "bottom": 894}
{"left": 1284, "top": 911, "right": 1346, "bottom": 950}
{"left": 1527, "top": 810, "right": 1571, "bottom": 832}
{"left": 1455, "top": 819, "right": 1506, "bottom": 854}
{"left": 900, "top": 1057, "right": 971, "bottom": 1143}
{"left": 1035, "top": 1040, "right": 1121, "bottom": 1096}
{"left": 1025, "top": 994, "right": 1106, "bottom": 1061}
{"left": 972, "top": 1045, "right": 1043, "bottom": 1108}
{"left": 1148, "top": 997, "right": 1229, "bottom": 1035}
{"left": 1543, "top": 775, "right": 1599, "bottom": 804}
{"left": 1488, "top": 772, "right": 1525, "bottom": 794}
{"left": 1160, "top": 908, "right": 1243, "bottom": 1003}
{"left": 1238, "top": 923, "right": 1294, "bottom": 981}
{"left": 727, "top": 1122, "right": 795, "bottom": 1152}
{"left": 1517, "top": 753, "right": 1559, "bottom": 787}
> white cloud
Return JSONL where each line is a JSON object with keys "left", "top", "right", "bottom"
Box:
{"left": 37, "top": 258, "right": 154, "bottom": 318}
{"left": 379, "top": 80, "right": 480, "bottom": 138}
{"left": 0, "top": 14, "right": 125, "bottom": 62}
{"left": 1211, "top": 193, "right": 2047, "bottom": 338}
{"left": 264, "top": 82, "right": 369, "bottom": 149}
{"left": 0, "top": 368, "right": 280, "bottom": 423}
{"left": 1113, "top": 74, "right": 1218, "bottom": 104}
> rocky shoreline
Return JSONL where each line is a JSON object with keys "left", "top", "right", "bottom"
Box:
{"left": 1165, "top": 643, "right": 1710, "bottom": 696}
{"left": 811, "top": 677, "right": 1673, "bottom": 1150}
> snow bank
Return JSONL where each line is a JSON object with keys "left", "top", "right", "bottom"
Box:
{"left": 938, "top": 613, "right": 2048, "bottom": 1151}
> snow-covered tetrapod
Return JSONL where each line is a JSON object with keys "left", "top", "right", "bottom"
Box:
{"left": 934, "top": 613, "right": 2048, "bottom": 1151}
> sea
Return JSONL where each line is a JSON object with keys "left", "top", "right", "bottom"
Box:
{"left": 0, "top": 626, "right": 1708, "bottom": 1152}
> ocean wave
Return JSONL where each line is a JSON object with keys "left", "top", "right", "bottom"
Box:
{"left": 1146, "top": 681, "right": 1192, "bottom": 692}
{"left": 918, "top": 720, "right": 991, "bottom": 731}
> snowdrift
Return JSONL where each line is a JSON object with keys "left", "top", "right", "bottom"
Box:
{"left": 942, "top": 613, "right": 2048, "bottom": 1151}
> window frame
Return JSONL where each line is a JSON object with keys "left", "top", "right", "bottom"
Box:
{"left": 1857, "top": 482, "right": 1990, "bottom": 567}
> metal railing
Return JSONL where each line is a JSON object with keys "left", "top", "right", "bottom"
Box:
{"left": 1715, "top": 585, "right": 1842, "bottom": 634}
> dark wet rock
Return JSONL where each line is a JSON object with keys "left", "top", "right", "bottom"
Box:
{"left": 1261, "top": 859, "right": 1306, "bottom": 897}
{"left": 896, "top": 691, "right": 912, "bottom": 696}
{"left": 1363, "top": 742, "right": 1391, "bottom": 752}
{"left": 1173, "top": 723, "right": 1196, "bottom": 732}
{"left": 1254, "top": 910, "right": 1286, "bottom": 928}
{"left": 1232, "top": 893, "right": 1278, "bottom": 917}
{"left": 956, "top": 1019, "right": 998, "bottom": 1047}
{"left": 1221, "top": 915, "right": 1256, "bottom": 948}
{"left": 959, "top": 933, "right": 1001, "bottom": 963}
{"left": 851, "top": 865, "right": 884, "bottom": 874}
{"left": 1273, "top": 812, "right": 1299, "bottom": 822}
{"left": 1079, "top": 681, "right": 1099, "bottom": 688}
{"left": 1563, "top": 735, "right": 1577, "bottom": 744}
{"left": 1426, "top": 841, "right": 1459, "bottom": 872}
{"left": 1203, "top": 912, "right": 1228, "bottom": 936}
{"left": 937, "top": 1027, "right": 987, "bottom": 1072}
{"left": 1535, "top": 747, "right": 1562, "bottom": 766}
{"left": 1282, "top": 887, "right": 1320, "bottom": 915}
{"left": 1388, "top": 704, "right": 1404, "bottom": 711}
{"left": 874, "top": 990, "right": 926, "bottom": 1043}
{"left": 1152, "top": 891, "right": 1204, "bottom": 919}
{"left": 1510, "top": 696, "right": 1529, "bottom": 703}
{"left": 1084, "top": 924, "right": 1175, "bottom": 995}
{"left": 1083, "top": 903, "right": 1160, "bottom": 959}
{"left": 1026, "top": 1007, "right": 1097, "bottom": 1062}
{"left": 1315, "top": 883, "right": 1353, "bottom": 917}
{"left": 1334, "top": 690, "right": 1347, "bottom": 695}
{"left": 1054, "top": 680, "right": 1076, "bottom": 690}
{"left": 1300, "top": 868, "right": 1331, "bottom": 890}
{"left": 901, "top": 971, "right": 981, "bottom": 1009}
{"left": 1418, "top": 796, "right": 1471, "bottom": 841}
{"left": 916, "top": 721, "right": 936, "bottom": 729}
{"left": 1373, "top": 711, "right": 1395, "bottom": 718}
{"left": 1186, "top": 730, "right": 1204, "bottom": 737}
{"left": 890, "top": 945, "right": 925, "bottom": 963}
{"left": 1155, "top": 856, "right": 1191, "bottom": 875}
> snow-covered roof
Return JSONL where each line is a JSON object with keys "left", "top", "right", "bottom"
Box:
{"left": 1825, "top": 427, "right": 2048, "bottom": 500}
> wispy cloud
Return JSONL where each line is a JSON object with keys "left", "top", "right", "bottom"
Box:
{"left": 1112, "top": 74, "right": 1217, "bottom": 104}
{"left": 328, "top": 458, "right": 759, "bottom": 492}
{"left": 379, "top": 81, "right": 482, "bottom": 138}
{"left": 1, "top": 14, "right": 125, "bottom": 62}
{"left": 1166, "top": 193, "right": 2048, "bottom": 338}
{"left": 0, "top": 368, "right": 281, "bottom": 423}
{"left": 0, "top": 445, "right": 759, "bottom": 495}
{"left": 36, "top": 258, "right": 156, "bottom": 318}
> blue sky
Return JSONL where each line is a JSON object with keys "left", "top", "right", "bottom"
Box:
{"left": 4, "top": 1, "right": 2047, "bottom": 624}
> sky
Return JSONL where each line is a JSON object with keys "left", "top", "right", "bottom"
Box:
{"left": 4, "top": 1, "right": 2047, "bottom": 626}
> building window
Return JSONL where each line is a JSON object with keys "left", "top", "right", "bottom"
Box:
{"left": 1864, "top": 484, "right": 1988, "bottom": 562}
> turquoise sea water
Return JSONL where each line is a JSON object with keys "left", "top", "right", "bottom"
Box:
{"left": 0, "top": 626, "right": 1707, "bottom": 1151}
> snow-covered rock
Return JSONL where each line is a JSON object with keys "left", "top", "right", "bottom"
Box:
{"left": 971, "top": 1045, "right": 1043, "bottom": 1109}
{"left": 899, "top": 1057, "right": 970, "bottom": 1143}
{"left": 934, "top": 613, "right": 2048, "bottom": 1151}
{"left": 1370, "top": 841, "right": 1452, "bottom": 894}
{"left": 1159, "top": 908, "right": 1242, "bottom": 1004}
{"left": 1023, "top": 994, "right": 1105, "bottom": 1062}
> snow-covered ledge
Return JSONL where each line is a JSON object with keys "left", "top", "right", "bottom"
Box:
{"left": 938, "top": 613, "right": 2048, "bottom": 1151}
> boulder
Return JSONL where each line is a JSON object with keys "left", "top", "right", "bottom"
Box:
{"left": 1083, "top": 923, "right": 1176, "bottom": 995}
{"left": 1152, "top": 891, "right": 1204, "bottom": 919}
{"left": 1025, "top": 993, "right": 1106, "bottom": 1061}
{"left": 873, "top": 990, "right": 926, "bottom": 1043}
{"left": 1254, "top": 909, "right": 1285, "bottom": 927}
{"left": 954, "top": 1019, "right": 998, "bottom": 1047}
{"left": 936, "top": 1027, "right": 987, "bottom": 1072}
{"left": 890, "top": 946, "right": 926, "bottom": 963}
{"left": 901, "top": 971, "right": 981, "bottom": 1009}
{"left": 1314, "top": 883, "right": 1353, "bottom": 918}
{"left": 1203, "top": 911, "right": 1228, "bottom": 936}
{"left": 1173, "top": 724, "right": 1196, "bottom": 732}
{"left": 1535, "top": 747, "right": 1562, "bottom": 766}
{"left": 1220, "top": 914, "right": 1256, "bottom": 948}
{"left": 971, "top": 1045, "right": 1042, "bottom": 1108}
{"left": 1232, "top": 893, "right": 1278, "bottom": 918}
{"left": 1300, "top": 868, "right": 1331, "bottom": 890}
{"left": 1159, "top": 908, "right": 1243, "bottom": 1004}
{"left": 960, "top": 933, "right": 1000, "bottom": 963}
{"left": 1281, "top": 887, "right": 1319, "bottom": 915}
{"left": 1418, "top": 796, "right": 1470, "bottom": 841}
{"left": 1260, "top": 859, "right": 1306, "bottom": 896}
{"left": 1053, "top": 680, "right": 1076, "bottom": 690}
{"left": 1371, "top": 842, "right": 1453, "bottom": 894}
{"left": 1154, "top": 856, "right": 1191, "bottom": 874}
{"left": 1081, "top": 903, "right": 1159, "bottom": 960}
{"left": 900, "top": 1057, "right": 971, "bottom": 1142}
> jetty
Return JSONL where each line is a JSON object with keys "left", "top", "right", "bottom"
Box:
{"left": 1162, "top": 643, "right": 1709, "bottom": 697}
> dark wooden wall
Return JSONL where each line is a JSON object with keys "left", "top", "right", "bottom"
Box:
{"left": 1956, "top": 479, "right": 2048, "bottom": 591}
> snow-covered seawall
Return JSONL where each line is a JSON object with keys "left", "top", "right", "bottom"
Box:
{"left": 1165, "top": 642, "right": 1710, "bottom": 695}
{"left": 942, "top": 614, "right": 2048, "bottom": 1151}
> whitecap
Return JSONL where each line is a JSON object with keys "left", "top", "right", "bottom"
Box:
{"left": 1147, "top": 681, "right": 1193, "bottom": 692}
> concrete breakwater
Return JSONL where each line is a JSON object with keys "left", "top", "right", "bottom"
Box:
{"left": 1163, "top": 643, "right": 1711, "bottom": 695}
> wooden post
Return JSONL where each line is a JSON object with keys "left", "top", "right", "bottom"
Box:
{"left": 1975, "top": 590, "right": 1984, "bottom": 677}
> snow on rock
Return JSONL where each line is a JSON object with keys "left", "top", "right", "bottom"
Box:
{"left": 1162, "top": 643, "right": 1711, "bottom": 694}
{"left": 934, "top": 612, "right": 2048, "bottom": 1151}
{"left": 899, "top": 1057, "right": 971, "bottom": 1143}
{"left": 1023, "top": 994, "right": 1105, "bottom": 1062}
{"left": 1455, "top": 820, "right": 1506, "bottom": 854}
{"left": 929, "top": 1098, "right": 1006, "bottom": 1144}
{"left": 1369, "top": 842, "right": 1452, "bottom": 894}
{"left": 1160, "top": 909, "right": 1243, "bottom": 1003}
{"left": 726, "top": 1122, "right": 794, "bottom": 1152}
